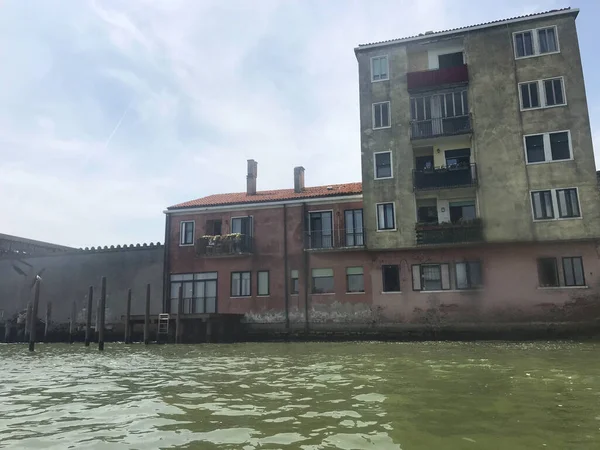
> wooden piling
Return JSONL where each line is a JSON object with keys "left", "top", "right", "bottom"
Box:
{"left": 143, "top": 284, "right": 150, "bottom": 345}
{"left": 4, "top": 320, "right": 11, "bottom": 343}
{"left": 25, "top": 301, "right": 32, "bottom": 340}
{"left": 125, "top": 288, "right": 132, "bottom": 344}
{"left": 44, "top": 301, "right": 52, "bottom": 343}
{"left": 98, "top": 276, "right": 106, "bottom": 351}
{"left": 69, "top": 301, "right": 77, "bottom": 344}
{"left": 85, "top": 286, "right": 93, "bottom": 347}
{"left": 29, "top": 280, "right": 41, "bottom": 352}
{"left": 176, "top": 285, "right": 182, "bottom": 344}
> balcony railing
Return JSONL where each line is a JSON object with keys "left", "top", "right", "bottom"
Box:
{"left": 170, "top": 297, "right": 217, "bottom": 314}
{"left": 407, "top": 64, "right": 469, "bottom": 91}
{"left": 411, "top": 115, "right": 471, "bottom": 140}
{"left": 305, "top": 229, "right": 365, "bottom": 250}
{"left": 413, "top": 163, "right": 477, "bottom": 191}
{"left": 415, "top": 220, "right": 483, "bottom": 245}
{"left": 196, "top": 234, "right": 253, "bottom": 257}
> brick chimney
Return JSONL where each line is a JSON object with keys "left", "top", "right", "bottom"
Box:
{"left": 247, "top": 159, "right": 258, "bottom": 195}
{"left": 294, "top": 166, "right": 305, "bottom": 193}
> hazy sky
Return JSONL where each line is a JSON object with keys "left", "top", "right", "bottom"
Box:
{"left": 0, "top": 0, "right": 597, "bottom": 248}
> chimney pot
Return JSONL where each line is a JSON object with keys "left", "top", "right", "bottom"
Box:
{"left": 294, "top": 166, "right": 305, "bottom": 193}
{"left": 247, "top": 159, "right": 257, "bottom": 195}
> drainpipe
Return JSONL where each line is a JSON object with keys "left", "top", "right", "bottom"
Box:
{"left": 283, "top": 205, "right": 290, "bottom": 330}
{"left": 162, "top": 213, "right": 171, "bottom": 313}
{"left": 302, "top": 202, "right": 310, "bottom": 334}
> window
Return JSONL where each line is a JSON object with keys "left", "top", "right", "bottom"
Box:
{"left": 382, "top": 265, "right": 400, "bottom": 292}
{"left": 346, "top": 267, "right": 365, "bottom": 293}
{"left": 445, "top": 148, "right": 470, "bottom": 168}
{"left": 525, "top": 131, "right": 571, "bottom": 164}
{"left": 519, "top": 78, "right": 565, "bottom": 110}
{"left": 412, "top": 264, "right": 450, "bottom": 291}
{"left": 180, "top": 221, "right": 195, "bottom": 245}
{"left": 544, "top": 78, "right": 565, "bottom": 106}
{"left": 257, "top": 271, "right": 269, "bottom": 296}
{"left": 170, "top": 272, "right": 217, "bottom": 314}
{"left": 449, "top": 200, "right": 476, "bottom": 223}
{"left": 374, "top": 152, "right": 392, "bottom": 179}
{"left": 308, "top": 211, "right": 333, "bottom": 249}
{"left": 537, "top": 258, "right": 559, "bottom": 287}
{"left": 417, "top": 199, "right": 438, "bottom": 224}
{"left": 345, "top": 209, "right": 364, "bottom": 247}
{"left": 438, "top": 52, "right": 464, "bottom": 69}
{"left": 531, "top": 190, "right": 554, "bottom": 220}
{"left": 371, "top": 55, "right": 389, "bottom": 82}
{"left": 514, "top": 31, "right": 534, "bottom": 58}
{"left": 373, "top": 102, "right": 390, "bottom": 129}
{"left": 514, "top": 26, "right": 559, "bottom": 58}
{"left": 455, "top": 261, "right": 483, "bottom": 289}
{"left": 556, "top": 188, "right": 580, "bottom": 218}
{"left": 538, "top": 27, "right": 558, "bottom": 54}
{"left": 231, "top": 216, "right": 252, "bottom": 236}
{"left": 312, "top": 268, "right": 334, "bottom": 294}
{"left": 376, "top": 203, "right": 395, "bottom": 230}
{"left": 291, "top": 270, "right": 299, "bottom": 295}
{"left": 520, "top": 82, "right": 540, "bottom": 109}
{"left": 563, "top": 257, "right": 585, "bottom": 287}
{"left": 231, "top": 271, "right": 251, "bottom": 297}
{"left": 531, "top": 188, "right": 580, "bottom": 221}
{"left": 205, "top": 219, "right": 222, "bottom": 236}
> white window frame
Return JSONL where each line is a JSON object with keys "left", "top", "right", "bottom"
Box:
{"left": 523, "top": 130, "right": 573, "bottom": 165}
{"left": 530, "top": 187, "right": 582, "bottom": 222}
{"left": 257, "top": 270, "right": 270, "bottom": 296}
{"left": 372, "top": 101, "right": 391, "bottom": 130}
{"left": 370, "top": 55, "right": 389, "bottom": 82}
{"left": 180, "top": 220, "right": 195, "bottom": 246}
{"left": 518, "top": 77, "right": 566, "bottom": 111}
{"left": 376, "top": 202, "right": 396, "bottom": 231}
{"left": 513, "top": 25, "right": 560, "bottom": 60}
{"left": 373, "top": 151, "right": 393, "bottom": 180}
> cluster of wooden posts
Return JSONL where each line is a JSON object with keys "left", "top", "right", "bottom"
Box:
{"left": 21, "top": 276, "right": 156, "bottom": 352}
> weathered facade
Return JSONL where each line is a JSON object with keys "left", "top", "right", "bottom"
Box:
{"left": 165, "top": 8, "right": 600, "bottom": 338}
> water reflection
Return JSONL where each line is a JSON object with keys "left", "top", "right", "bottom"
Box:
{"left": 1, "top": 342, "right": 599, "bottom": 449}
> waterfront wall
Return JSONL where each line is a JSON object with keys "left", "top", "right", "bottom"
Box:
{"left": 0, "top": 244, "right": 164, "bottom": 327}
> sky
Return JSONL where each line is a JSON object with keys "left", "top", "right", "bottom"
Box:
{"left": 0, "top": 0, "right": 598, "bottom": 248}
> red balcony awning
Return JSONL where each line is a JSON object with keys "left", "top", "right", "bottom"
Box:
{"left": 407, "top": 64, "right": 469, "bottom": 90}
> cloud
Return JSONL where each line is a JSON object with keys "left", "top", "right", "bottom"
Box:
{"left": 0, "top": 0, "right": 595, "bottom": 247}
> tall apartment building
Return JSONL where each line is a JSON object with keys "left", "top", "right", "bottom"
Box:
{"left": 164, "top": 7, "right": 600, "bottom": 333}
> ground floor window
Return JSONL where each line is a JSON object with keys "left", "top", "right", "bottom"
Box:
{"left": 537, "top": 258, "right": 559, "bottom": 287}
{"left": 382, "top": 265, "right": 400, "bottom": 292}
{"left": 291, "top": 269, "right": 299, "bottom": 294}
{"left": 231, "top": 271, "right": 251, "bottom": 297}
{"left": 257, "top": 271, "right": 270, "bottom": 296}
{"left": 312, "top": 268, "right": 334, "bottom": 294}
{"left": 170, "top": 272, "right": 217, "bottom": 314}
{"left": 455, "top": 261, "right": 483, "bottom": 289}
{"left": 412, "top": 264, "right": 450, "bottom": 291}
{"left": 563, "top": 257, "right": 585, "bottom": 286}
{"left": 346, "top": 267, "right": 365, "bottom": 293}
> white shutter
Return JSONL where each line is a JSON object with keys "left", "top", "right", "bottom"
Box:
{"left": 441, "top": 264, "right": 451, "bottom": 290}
{"left": 412, "top": 265, "right": 421, "bottom": 291}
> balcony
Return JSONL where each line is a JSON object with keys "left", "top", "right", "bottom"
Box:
{"left": 413, "top": 163, "right": 477, "bottom": 191}
{"left": 415, "top": 220, "right": 483, "bottom": 246}
{"left": 411, "top": 115, "right": 471, "bottom": 140}
{"left": 196, "top": 234, "right": 253, "bottom": 257}
{"left": 305, "top": 229, "right": 365, "bottom": 250}
{"left": 407, "top": 64, "right": 469, "bottom": 91}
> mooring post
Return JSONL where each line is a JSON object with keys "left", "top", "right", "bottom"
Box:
{"left": 44, "top": 301, "right": 52, "bottom": 343}
{"left": 98, "top": 276, "right": 106, "bottom": 351}
{"left": 25, "top": 301, "right": 32, "bottom": 341}
{"left": 176, "top": 285, "right": 182, "bottom": 344}
{"left": 205, "top": 320, "right": 213, "bottom": 343}
{"left": 85, "top": 286, "right": 93, "bottom": 347}
{"left": 4, "top": 320, "right": 11, "bottom": 343}
{"left": 125, "top": 288, "right": 132, "bottom": 344}
{"left": 69, "top": 301, "right": 77, "bottom": 344}
{"left": 144, "top": 284, "right": 150, "bottom": 345}
{"left": 29, "top": 279, "right": 41, "bottom": 352}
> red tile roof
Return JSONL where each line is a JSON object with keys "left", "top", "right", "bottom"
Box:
{"left": 356, "top": 7, "right": 576, "bottom": 49}
{"left": 168, "top": 182, "right": 362, "bottom": 210}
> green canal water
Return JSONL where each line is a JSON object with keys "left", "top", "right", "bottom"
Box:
{"left": 1, "top": 342, "right": 600, "bottom": 449}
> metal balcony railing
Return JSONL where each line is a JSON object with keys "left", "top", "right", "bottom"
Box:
{"left": 196, "top": 234, "right": 253, "bottom": 257}
{"left": 407, "top": 64, "right": 469, "bottom": 91}
{"left": 410, "top": 115, "right": 472, "bottom": 140}
{"left": 413, "top": 163, "right": 477, "bottom": 191}
{"left": 305, "top": 229, "right": 365, "bottom": 250}
{"left": 170, "top": 297, "right": 217, "bottom": 314}
{"left": 415, "top": 220, "right": 483, "bottom": 245}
